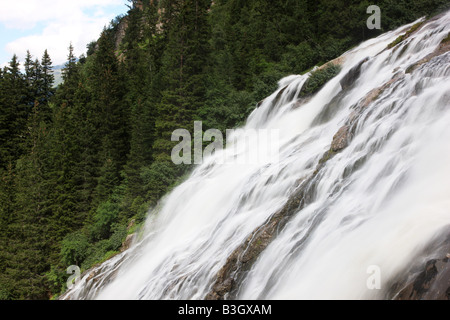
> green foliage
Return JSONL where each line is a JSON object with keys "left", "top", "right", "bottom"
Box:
{"left": 0, "top": 55, "right": 29, "bottom": 166}
{"left": 280, "top": 43, "right": 316, "bottom": 75}
{"left": 109, "top": 224, "right": 128, "bottom": 250}
{"left": 45, "top": 266, "right": 68, "bottom": 297}
{"left": 301, "top": 64, "right": 342, "bottom": 97}
{"left": 0, "top": 277, "right": 13, "bottom": 300}
{"left": 60, "top": 231, "right": 90, "bottom": 266}
{"left": 81, "top": 240, "right": 114, "bottom": 270}
{"left": 141, "top": 161, "right": 179, "bottom": 206}
{"left": 387, "top": 22, "right": 425, "bottom": 49}
{"left": 90, "top": 201, "right": 120, "bottom": 241}
{"left": 80, "top": 228, "right": 125, "bottom": 270}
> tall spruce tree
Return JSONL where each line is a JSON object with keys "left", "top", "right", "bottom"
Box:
{"left": 0, "top": 55, "right": 28, "bottom": 167}
{"left": 41, "top": 50, "right": 55, "bottom": 105}
{"left": 8, "top": 102, "right": 52, "bottom": 299}
{"left": 91, "top": 27, "right": 130, "bottom": 203}
{"left": 154, "top": 0, "right": 211, "bottom": 161}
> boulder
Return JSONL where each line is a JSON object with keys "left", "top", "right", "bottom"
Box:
{"left": 406, "top": 32, "right": 450, "bottom": 74}
{"left": 389, "top": 233, "right": 450, "bottom": 300}
{"left": 340, "top": 57, "right": 369, "bottom": 90}
{"left": 120, "top": 234, "right": 136, "bottom": 253}
{"left": 331, "top": 126, "right": 350, "bottom": 152}
{"left": 127, "top": 219, "right": 136, "bottom": 231}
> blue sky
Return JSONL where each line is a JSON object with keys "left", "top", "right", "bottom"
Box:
{"left": 0, "top": 0, "right": 129, "bottom": 69}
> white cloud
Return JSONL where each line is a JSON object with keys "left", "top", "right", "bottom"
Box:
{"left": 0, "top": 0, "right": 123, "bottom": 29}
{"left": 1, "top": 0, "right": 126, "bottom": 66}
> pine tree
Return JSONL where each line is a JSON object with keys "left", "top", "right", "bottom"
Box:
{"left": 90, "top": 28, "right": 130, "bottom": 203}
{"left": 41, "top": 49, "right": 55, "bottom": 105}
{"left": 0, "top": 55, "right": 28, "bottom": 167}
{"left": 7, "top": 103, "right": 53, "bottom": 299}
{"left": 47, "top": 45, "right": 95, "bottom": 239}
{"left": 23, "top": 51, "right": 54, "bottom": 122}
{"left": 62, "top": 43, "right": 78, "bottom": 83}
{"left": 120, "top": 1, "right": 164, "bottom": 213}
{"left": 153, "top": 0, "right": 211, "bottom": 161}
{"left": 0, "top": 163, "right": 15, "bottom": 299}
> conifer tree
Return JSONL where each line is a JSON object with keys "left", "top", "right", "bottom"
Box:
{"left": 62, "top": 43, "right": 78, "bottom": 83}
{"left": 7, "top": 103, "right": 52, "bottom": 299}
{"left": 41, "top": 49, "right": 55, "bottom": 105}
{"left": 153, "top": 0, "right": 211, "bottom": 161}
{"left": 121, "top": 1, "right": 162, "bottom": 207}
{"left": 91, "top": 27, "right": 130, "bottom": 202}
{"left": 0, "top": 55, "right": 28, "bottom": 167}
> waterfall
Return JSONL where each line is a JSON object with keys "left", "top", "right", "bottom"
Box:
{"left": 63, "top": 11, "right": 450, "bottom": 300}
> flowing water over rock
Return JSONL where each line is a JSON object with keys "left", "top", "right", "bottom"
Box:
{"left": 62, "top": 11, "right": 450, "bottom": 300}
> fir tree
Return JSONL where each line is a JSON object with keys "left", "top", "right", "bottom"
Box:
{"left": 91, "top": 27, "right": 130, "bottom": 202}
{"left": 0, "top": 55, "right": 28, "bottom": 167}
{"left": 41, "top": 49, "right": 55, "bottom": 104}
{"left": 154, "top": 0, "right": 211, "bottom": 161}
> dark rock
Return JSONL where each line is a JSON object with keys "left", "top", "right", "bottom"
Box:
{"left": 204, "top": 174, "right": 313, "bottom": 300}
{"left": 388, "top": 232, "right": 450, "bottom": 300}
{"left": 292, "top": 97, "right": 311, "bottom": 109}
{"left": 331, "top": 126, "right": 350, "bottom": 152}
{"left": 405, "top": 34, "right": 450, "bottom": 74}
{"left": 340, "top": 57, "right": 369, "bottom": 90}
{"left": 120, "top": 233, "right": 136, "bottom": 253}
{"left": 392, "top": 257, "right": 450, "bottom": 300}
{"left": 356, "top": 71, "right": 405, "bottom": 110}
{"left": 311, "top": 90, "right": 347, "bottom": 126}
{"left": 273, "top": 85, "right": 288, "bottom": 105}
{"left": 257, "top": 85, "right": 289, "bottom": 120}
{"left": 205, "top": 125, "right": 354, "bottom": 300}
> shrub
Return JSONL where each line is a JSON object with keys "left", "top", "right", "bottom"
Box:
{"left": 141, "top": 162, "right": 178, "bottom": 205}
{"left": 81, "top": 240, "right": 112, "bottom": 270}
{"left": 300, "top": 64, "right": 342, "bottom": 97}
{"left": 280, "top": 42, "right": 316, "bottom": 75}
{"left": 60, "top": 231, "right": 90, "bottom": 266}
{"left": 90, "top": 201, "right": 120, "bottom": 241}
{"left": 45, "top": 266, "right": 67, "bottom": 297}
{"left": 109, "top": 224, "right": 127, "bottom": 251}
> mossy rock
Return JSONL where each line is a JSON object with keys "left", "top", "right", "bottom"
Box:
{"left": 442, "top": 32, "right": 450, "bottom": 44}
{"left": 300, "top": 64, "right": 342, "bottom": 97}
{"left": 387, "top": 22, "right": 424, "bottom": 49}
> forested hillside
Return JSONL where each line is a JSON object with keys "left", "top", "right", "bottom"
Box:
{"left": 0, "top": 0, "right": 448, "bottom": 300}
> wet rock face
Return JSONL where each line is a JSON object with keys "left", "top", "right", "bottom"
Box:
{"left": 331, "top": 126, "right": 350, "bottom": 152}
{"left": 340, "top": 57, "right": 370, "bottom": 90}
{"left": 205, "top": 114, "right": 355, "bottom": 301}
{"left": 120, "top": 234, "right": 136, "bottom": 253}
{"left": 406, "top": 32, "right": 450, "bottom": 74}
{"left": 388, "top": 233, "right": 450, "bottom": 300}
{"left": 205, "top": 208, "right": 289, "bottom": 300}
{"left": 392, "top": 256, "right": 450, "bottom": 300}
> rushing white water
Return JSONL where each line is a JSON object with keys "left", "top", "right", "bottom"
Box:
{"left": 64, "top": 11, "right": 450, "bottom": 300}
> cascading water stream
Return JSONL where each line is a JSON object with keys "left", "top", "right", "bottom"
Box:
{"left": 62, "top": 11, "right": 450, "bottom": 300}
